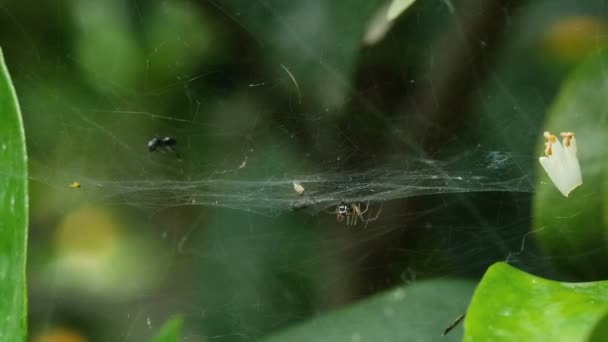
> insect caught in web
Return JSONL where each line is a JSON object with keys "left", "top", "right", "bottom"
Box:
{"left": 327, "top": 200, "right": 383, "bottom": 227}
{"left": 148, "top": 136, "right": 180, "bottom": 158}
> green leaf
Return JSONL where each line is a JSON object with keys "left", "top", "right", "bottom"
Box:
{"left": 0, "top": 48, "right": 29, "bottom": 341}
{"left": 387, "top": 0, "right": 418, "bottom": 21}
{"left": 533, "top": 49, "right": 608, "bottom": 279}
{"left": 151, "top": 315, "right": 184, "bottom": 342}
{"left": 464, "top": 262, "right": 608, "bottom": 342}
{"left": 261, "top": 279, "right": 475, "bottom": 342}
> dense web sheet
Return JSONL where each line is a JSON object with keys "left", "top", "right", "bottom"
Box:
{"left": 29, "top": 149, "right": 534, "bottom": 216}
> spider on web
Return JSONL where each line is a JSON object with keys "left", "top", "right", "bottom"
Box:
{"left": 326, "top": 200, "right": 383, "bottom": 228}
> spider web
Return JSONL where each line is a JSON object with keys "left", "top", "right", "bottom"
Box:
{"left": 29, "top": 135, "right": 533, "bottom": 216}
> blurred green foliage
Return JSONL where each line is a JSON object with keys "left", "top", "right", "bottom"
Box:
{"left": 387, "top": 0, "right": 418, "bottom": 21}
{"left": 151, "top": 315, "right": 183, "bottom": 342}
{"left": 262, "top": 278, "right": 475, "bottom": 342}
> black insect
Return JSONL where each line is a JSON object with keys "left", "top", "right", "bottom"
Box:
{"left": 148, "top": 136, "right": 179, "bottom": 157}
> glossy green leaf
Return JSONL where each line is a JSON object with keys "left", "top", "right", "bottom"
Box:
{"left": 151, "top": 315, "right": 183, "bottom": 342}
{"left": 465, "top": 262, "right": 608, "bottom": 342}
{"left": 533, "top": 49, "right": 608, "bottom": 279}
{"left": 261, "top": 279, "right": 475, "bottom": 342}
{"left": 0, "top": 48, "right": 29, "bottom": 341}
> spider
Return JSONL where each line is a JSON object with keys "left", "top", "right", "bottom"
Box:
{"left": 328, "top": 200, "right": 382, "bottom": 227}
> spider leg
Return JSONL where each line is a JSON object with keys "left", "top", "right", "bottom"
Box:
{"left": 364, "top": 201, "right": 384, "bottom": 229}
{"left": 351, "top": 203, "right": 366, "bottom": 227}
{"left": 359, "top": 200, "right": 370, "bottom": 215}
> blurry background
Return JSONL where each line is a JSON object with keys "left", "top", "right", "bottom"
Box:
{"left": 1, "top": 0, "right": 608, "bottom": 340}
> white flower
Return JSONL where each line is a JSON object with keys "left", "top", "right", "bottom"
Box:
{"left": 539, "top": 131, "right": 582, "bottom": 197}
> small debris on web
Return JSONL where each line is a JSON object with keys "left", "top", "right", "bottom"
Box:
{"left": 238, "top": 155, "right": 248, "bottom": 169}
{"left": 538, "top": 131, "right": 582, "bottom": 197}
{"left": 293, "top": 181, "right": 305, "bottom": 195}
